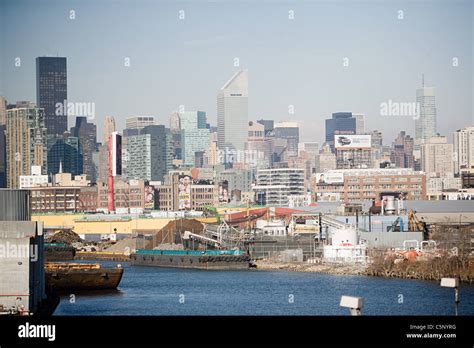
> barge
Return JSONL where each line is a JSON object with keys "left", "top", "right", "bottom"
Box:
{"left": 131, "top": 249, "right": 250, "bottom": 270}
{"left": 45, "top": 263, "right": 124, "bottom": 291}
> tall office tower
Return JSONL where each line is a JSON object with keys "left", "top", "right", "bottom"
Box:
{"left": 453, "top": 126, "right": 474, "bottom": 174}
{"left": 217, "top": 70, "right": 248, "bottom": 152}
{"left": 104, "top": 116, "right": 116, "bottom": 143}
{"left": 6, "top": 107, "right": 47, "bottom": 188}
{"left": 126, "top": 125, "right": 172, "bottom": 182}
{"left": 369, "top": 130, "right": 383, "bottom": 167}
{"left": 122, "top": 117, "right": 154, "bottom": 179}
{"left": 257, "top": 119, "right": 275, "bottom": 136}
{"left": 390, "top": 131, "right": 414, "bottom": 169}
{"left": 315, "top": 143, "right": 336, "bottom": 173}
{"left": 247, "top": 121, "right": 273, "bottom": 168}
{"left": 71, "top": 117, "right": 97, "bottom": 182}
{"left": 36, "top": 57, "right": 67, "bottom": 135}
{"left": 0, "top": 96, "right": 6, "bottom": 125}
{"left": 415, "top": 79, "right": 437, "bottom": 145}
{"left": 274, "top": 122, "right": 299, "bottom": 157}
{"left": 170, "top": 112, "right": 181, "bottom": 132}
{"left": 353, "top": 113, "right": 365, "bottom": 134}
{"left": 421, "top": 136, "right": 453, "bottom": 177}
{"left": 180, "top": 111, "right": 210, "bottom": 166}
{"left": 169, "top": 112, "right": 182, "bottom": 160}
{"left": 47, "top": 134, "right": 83, "bottom": 176}
{"left": 0, "top": 125, "right": 6, "bottom": 187}
{"left": 325, "top": 112, "right": 356, "bottom": 150}
{"left": 125, "top": 116, "right": 155, "bottom": 130}
{"left": 97, "top": 116, "right": 116, "bottom": 183}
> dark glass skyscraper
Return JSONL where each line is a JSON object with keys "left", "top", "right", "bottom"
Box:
{"left": 36, "top": 57, "right": 68, "bottom": 136}
{"left": 71, "top": 117, "right": 97, "bottom": 182}
{"left": 47, "top": 135, "right": 83, "bottom": 176}
{"left": 325, "top": 112, "right": 356, "bottom": 150}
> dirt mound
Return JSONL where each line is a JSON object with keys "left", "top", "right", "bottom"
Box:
{"left": 46, "top": 230, "right": 83, "bottom": 245}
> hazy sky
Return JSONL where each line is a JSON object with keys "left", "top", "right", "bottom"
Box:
{"left": 1, "top": 0, "right": 472, "bottom": 144}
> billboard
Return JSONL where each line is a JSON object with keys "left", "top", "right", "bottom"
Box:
{"left": 334, "top": 135, "right": 371, "bottom": 149}
{"left": 178, "top": 175, "right": 192, "bottom": 210}
{"left": 218, "top": 180, "right": 229, "bottom": 203}
{"left": 144, "top": 185, "right": 156, "bottom": 210}
{"left": 111, "top": 132, "right": 122, "bottom": 176}
{"left": 315, "top": 171, "right": 344, "bottom": 184}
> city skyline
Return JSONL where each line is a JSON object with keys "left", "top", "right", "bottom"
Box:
{"left": 0, "top": 0, "right": 472, "bottom": 144}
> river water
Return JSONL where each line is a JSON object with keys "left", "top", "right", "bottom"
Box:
{"left": 53, "top": 261, "right": 474, "bottom": 316}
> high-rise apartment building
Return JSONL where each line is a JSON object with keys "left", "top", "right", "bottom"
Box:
{"left": 36, "top": 57, "right": 67, "bottom": 135}
{"left": 126, "top": 125, "right": 172, "bottom": 182}
{"left": 217, "top": 70, "right": 248, "bottom": 152}
{"left": 453, "top": 126, "right": 474, "bottom": 174}
{"left": 6, "top": 107, "right": 47, "bottom": 188}
{"left": 420, "top": 136, "right": 453, "bottom": 176}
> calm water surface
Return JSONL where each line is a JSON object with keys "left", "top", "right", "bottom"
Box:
{"left": 54, "top": 261, "right": 474, "bottom": 315}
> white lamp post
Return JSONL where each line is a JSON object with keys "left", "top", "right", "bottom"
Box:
{"left": 440, "top": 277, "right": 460, "bottom": 316}
{"left": 340, "top": 295, "right": 363, "bottom": 316}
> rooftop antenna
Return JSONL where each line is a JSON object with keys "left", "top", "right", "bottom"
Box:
{"left": 422, "top": 73, "right": 425, "bottom": 88}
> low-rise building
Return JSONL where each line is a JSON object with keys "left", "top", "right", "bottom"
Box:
{"left": 253, "top": 168, "right": 305, "bottom": 206}
{"left": 313, "top": 168, "right": 426, "bottom": 202}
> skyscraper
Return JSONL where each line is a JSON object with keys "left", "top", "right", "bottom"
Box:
{"left": 47, "top": 134, "right": 83, "bottom": 176}
{"left": 325, "top": 112, "right": 356, "bottom": 150}
{"left": 104, "top": 116, "right": 116, "bottom": 143}
{"left": 415, "top": 80, "right": 437, "bottom": 145}
{"left": 353, "top": 113, "right": 365, "bottom": 134}
{"left": 453, "top": 126, "right": 474, "bottom": 174}
{"left": 180, "top": 111, "right": 210, "bottom": 166}
{"left": 391, "top": 131, "right": 414, "bottom": 169}
{"left": 217, "top": 70, "right": 248, "bottom": 152}
{"left": 97, "top": 116, "right": 116, "bottom": 183}
{"left": 6, "top": 107, "right": 47, "bottom": 188}
{"left": 125, "top": 116, "right": 155, "bottom": 130}
{"left": 0, "top": 96, "right": 6, "bottom": 125}
{"left": 36, "top": 57, "right": 67, "bottom": 135}
{"left": 274, "top": 122, "right": 300, "bottom": 157}
{"left": 126, "top": 125, "right": 172, "bottom": 182}
{"left": 421, "top": 136, "right": 453, "bottom": 176}
{"left": 71, "top": 117, "right": 97, "bottom": 182}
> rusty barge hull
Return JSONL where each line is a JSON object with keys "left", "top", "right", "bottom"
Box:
{"left": 45, "top": 264, "right": 124, "bottom": 290}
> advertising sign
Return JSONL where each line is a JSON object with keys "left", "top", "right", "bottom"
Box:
{"left": 315, "top": 171, "right": 344, "bottom": 184}
{"left": 334, "top": 135, "right": 371, "bottom": 149}
{"left": 178, "top": 175, "right": 192, "bottom": 210}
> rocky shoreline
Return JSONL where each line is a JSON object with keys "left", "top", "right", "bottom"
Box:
{"left": 255, "top": 260, "right": 367, "bottom": 276}
{"left": 255, "top": 258, "right": 473, "bottom": 283}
